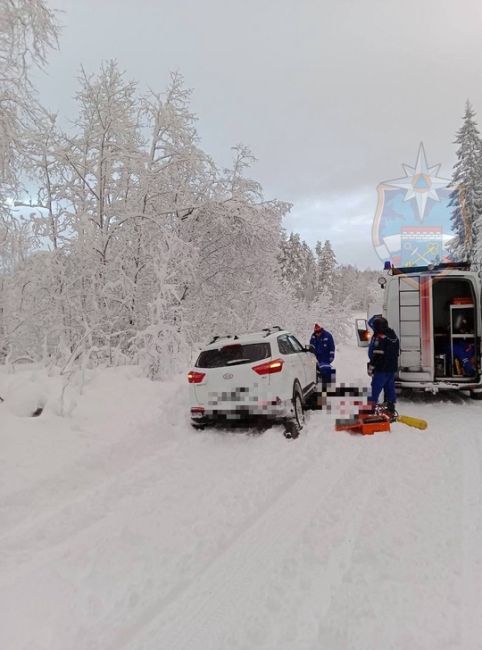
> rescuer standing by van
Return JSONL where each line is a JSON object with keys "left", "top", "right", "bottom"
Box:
{"left": 367, "top": 316, "right": 400, "bottom": 416}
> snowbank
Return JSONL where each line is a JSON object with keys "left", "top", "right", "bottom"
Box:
{"left": 0, "top": 364, "right": 187, "bottom": 498}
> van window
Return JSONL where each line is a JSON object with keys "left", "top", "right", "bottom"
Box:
{"left": 196, "top": 343, "right": 271, "bottom": 368}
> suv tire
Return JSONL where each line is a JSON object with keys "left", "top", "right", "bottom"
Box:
{"left": 284, "top": 384, "right": 304, "bottom": 439}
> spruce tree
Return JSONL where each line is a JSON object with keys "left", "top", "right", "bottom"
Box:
{"left": 449, "top": 101, "right": 482, "bottom": 262}
{"left": 316, "top": 240, "right": 337, "bottom": 296}
{"left": 279, "top": 232, "right": 316, "bottom": 302}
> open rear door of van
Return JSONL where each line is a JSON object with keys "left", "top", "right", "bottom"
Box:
{"left": 355, "top": 318, "right": 370, "bottom": 347}
{"left": 398, "top": 275, "right": 434, "bottom": 383}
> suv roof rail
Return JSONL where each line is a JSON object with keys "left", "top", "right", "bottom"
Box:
{"left": 261, "top": 325, "right": 284, "bottom": 337}
{"left": 208, "top": 334, "right": 240, "bottom": 345}
{"left": 208, "top": 327, "right": 284, "bottom": 345}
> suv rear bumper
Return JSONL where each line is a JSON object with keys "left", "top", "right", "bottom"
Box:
{"left": 191, "top": 399, "right": 292, "bottom": 423}
{"left": 396, "top": 378, "right": 482, "bottom": 391}
{"left": 191, "top": 413, "right": 288, "bottom": 429}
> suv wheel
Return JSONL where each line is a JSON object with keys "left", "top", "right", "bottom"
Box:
{"left": 284, "top": 386, "right": 304, "bottom": 439}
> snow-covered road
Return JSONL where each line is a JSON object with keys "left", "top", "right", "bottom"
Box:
{"left": 2, "top": 347, "right": 482, "bottom": 650}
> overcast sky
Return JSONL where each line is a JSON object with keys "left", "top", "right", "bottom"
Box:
{"left": 34, "top": 0, "right": 482, "bottom": 268}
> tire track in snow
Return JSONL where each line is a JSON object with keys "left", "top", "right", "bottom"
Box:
{"left": 107, "top": 438, "right": 368, "bottom": 650}
{"left": 0, "top": 421, "right": 330, "bottom": 587}
{"left": 461, "top": 429, "right": 482, "bottom": 650}
{"left": 0, "top": 377, "right": 187, "bottom": 534}
{"left": 1, "top": 419, "right": 352, "bottom": 650}
{"left": 303, "top": 452, "right": 380, "bottom": 627}
{"left": 0, "top": 418, "right": 172, "bottom": 535}
{"left": 219, "top": 442, "right": 383, "bottom": 650}
{"left": 0, "top": 434, "right": 175, "bottom": 549}
{"left": 304, "top": 416, "right": 480, "bottom": 650}
{"left": 0, "top": 457, "right": 186, "bottom": 594}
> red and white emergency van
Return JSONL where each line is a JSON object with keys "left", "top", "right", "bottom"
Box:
{"left": 357, "top": 262, "right": 482, "bottom": 397}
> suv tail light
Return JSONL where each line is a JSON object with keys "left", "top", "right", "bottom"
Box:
{"left": 188, "top": 370, "right": 206, "bottom": 384}
{"left": 191, "top": 407, "right": 205, "bottom": 418}
{"left": 252, "top": 359, "right": 284, "bottom": 375}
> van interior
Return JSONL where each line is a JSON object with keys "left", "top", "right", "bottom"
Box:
{"left": 432, "top": 278, "right": 478, "bottom": 380}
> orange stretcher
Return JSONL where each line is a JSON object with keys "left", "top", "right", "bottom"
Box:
{"left": 335, "top": 412, "right": 391, "bottom": 435}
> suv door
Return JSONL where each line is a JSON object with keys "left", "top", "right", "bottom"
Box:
{"left": 277, "top": 335, "right": 302, "bottom": 399}
{"left": 287, "top": 334, "right": 317, "bottom": 395}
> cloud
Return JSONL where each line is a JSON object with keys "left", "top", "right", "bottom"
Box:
{"left": 283, "top": 189, "right": 382, "bottom": 268}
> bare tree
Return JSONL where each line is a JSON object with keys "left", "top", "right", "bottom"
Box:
{"left": 0, "top": 0, "right": 59, "bottom": 190}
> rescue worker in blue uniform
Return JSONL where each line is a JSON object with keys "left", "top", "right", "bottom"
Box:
{"left": 450, "top": 313, "right": 476, "bottom": 376}
{"left": 367, "top": 315, "right": 400, "bottom": 415}
{"left": 452, "top": 340, "right": 476, "bottom": 376}
{"left": 310, "top": 323, "right": 335, "bottom": 387}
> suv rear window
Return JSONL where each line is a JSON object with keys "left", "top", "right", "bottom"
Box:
{"left": 196, "top": 342, "right": 271, "bottom": 368}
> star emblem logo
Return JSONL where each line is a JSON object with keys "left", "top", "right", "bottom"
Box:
{"left": 385, "top": 143, "right": 449, "bottom": 220}
{"left": 372, "top": 143, "right": 453, "bottom": 267}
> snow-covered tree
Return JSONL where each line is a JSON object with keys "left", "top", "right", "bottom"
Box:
{"left": 1, "top": 58, "right": 296, "bottom": 375}
{"left": 181, "top": 146, "right": 290, "bottom": 342}
{"left": 315, "top": 239, "right": 337, "bottom": 297}
{"left": 278, "top": 232, "right": 317, "bottom": 302}
{"left": 336, "top": 265, "right": 380, "bottom": 311}
{"left": 0, "top": 0, "right": 58, "bottom": 199}
{"left": 0, "top": 0, "right": 58, "bottom": 362}
{"left": 448, "top": 101, "right": 482, "bottom": 263}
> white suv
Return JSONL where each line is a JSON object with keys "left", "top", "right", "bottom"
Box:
{"left": 188, "top": 326, "right": 318, "bottom": 437}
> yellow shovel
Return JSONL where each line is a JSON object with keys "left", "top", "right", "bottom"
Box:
{"left": 396, "top": 414, "right": 428, "bottom": 430}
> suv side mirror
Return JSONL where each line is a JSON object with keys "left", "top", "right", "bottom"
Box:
{"left": 355, "top": 319, "right": 370, "bottom": 348}
{"left": 305, "top": 344, "right": 316, "bottom": 354}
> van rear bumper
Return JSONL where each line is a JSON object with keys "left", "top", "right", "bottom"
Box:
{"left": 396, "top": 379, "right": 482, "bottom": 391}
